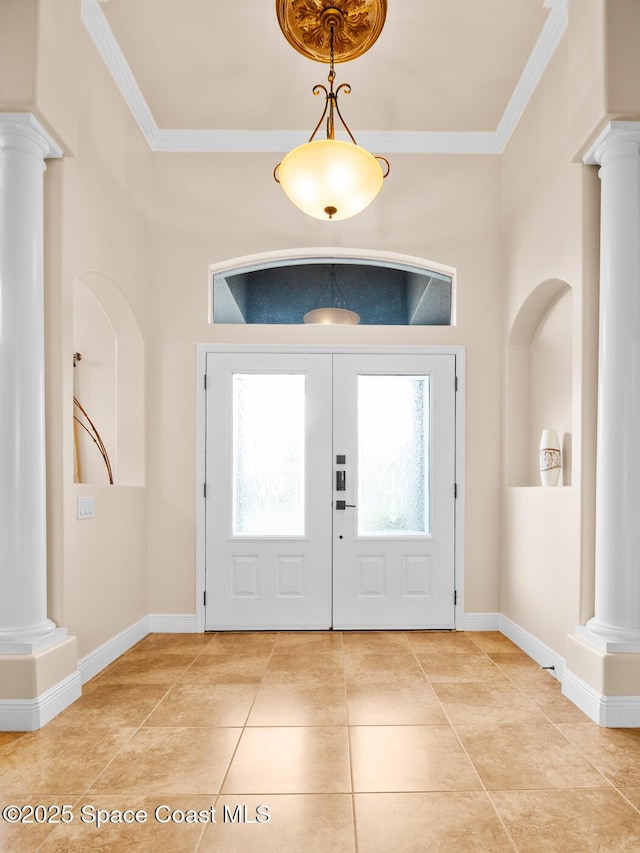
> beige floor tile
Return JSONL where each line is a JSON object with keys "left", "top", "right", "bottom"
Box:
{"left": 468, "top": 632, "right": 520, "bottom": 653}
{"left": 557, "top": 723, "right": 640, "bottom": 787}
{"left": 406, "top": 631, "right": 485, "bottom": 655}
{"left": 273, "top": 631, "right": 343, "bottom": 654}
{"left": 491, "top": 789, "right": 640, "bottom": 852}
{"left": 355, "top": 792, "right": 515, "bottom": 852}
{"left": 620, "top": 788, "right": 640, "bottom": 810}
{"left": 431, "top": 681, "right": 548, "bottom": 725}
{"left": 38, "top": 797, "right": 212, "bottom": 852}
{"left": 349, "top": 725, "right": 481, "bottom": 792}
{"left": 200, "top": 794, "right": 355, "bottom": 852}
{"left": 178, "top": 653, "right": 270, "bottom": 685}
{"left": 88, "top": 727, "right": 241, "bottom": 796}
{"left": 520, "top": 681, "right": 590, "bottom": 723}
{"left": 247, "top": 683, "right": 347, "bottom": 726}
{"left": 346, "top": 683, "right": 447, "bottom": 725}
{"left": 0, "top": 732, "right": 25, "bottom": 752}
{"left": 135, "top": 633, "right": 214, "bottom": 654}
{"left": 262, "top": 653, "right": 345, "bottom": 685}
{"left": 0, "top": 796, "right": 82, "bottom": 853}
{"left": 222, "top": 726, "right": 351, "bottom": 794}
{"left": 416, "top": 651, "right": 507, "bottom": 683}
{"left": 45, "top": 683, "right": 169, "bottom": 728}
{"left": 202, "top": 632, "right": 278, "bottom": 656}
{"left": 342, "top": 632, "right": 411, "bottom": 654}
{"left": 144, "top": 683, "right": 258, "bottom": 727}
{"left": 344, "top": 653, "right": 426, "bottom": 686}
{"left": 457, "top": 722, "right": 608, "bottom": 790}
{"left": 97, "top": 652, "right": 197, "bottom": 685}
{"left": 0, "top": 728, "right": 134, "bottom": 794}
{"left": 489, "top": 651, "right": 558, "bottom": 689}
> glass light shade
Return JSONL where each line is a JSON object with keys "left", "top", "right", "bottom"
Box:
{"left": 303, "top": 307, "right": 361, "bottom": 325}
{"left": 278, "top": 138, "right": 384, "bottom": 221}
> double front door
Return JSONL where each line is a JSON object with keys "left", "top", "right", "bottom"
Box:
{"left": 205, "top": 351, "right": 456, "bottom": 630}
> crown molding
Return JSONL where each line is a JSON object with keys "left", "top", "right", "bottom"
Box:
{"left": 82, "top": 0, "right": 568, "bottom": 156}
{"left": 152, "top": 128, "right": 501, "bottom": 155}
{"left": 495, "top": 0, "right": 569, "bottom": 150}
{"left": 81, "top": 0, "right": 159, "bottom": 146}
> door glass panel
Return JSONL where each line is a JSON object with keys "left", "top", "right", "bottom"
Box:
{"left": 357, "top": 375, "right": 430, "bottom": 535}
{"left": 232, "top": 373, "right": 305, "bottom": 536}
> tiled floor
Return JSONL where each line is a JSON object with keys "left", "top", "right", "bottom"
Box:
{"left": 2, "top": 631, "right": 640, "bottom": 851}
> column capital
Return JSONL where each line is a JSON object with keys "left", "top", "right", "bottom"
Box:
{"left": 0, "top": 113, "right": 62, "bottom": 160}
{"left": 584, "top": 121, "right": 640, "bottom": 167}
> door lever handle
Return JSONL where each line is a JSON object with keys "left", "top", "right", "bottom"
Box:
{"left": 335, "top": 500, "right": 356, "bottom": 510}
{"left": 336, "top": 470, "right": 346, "bottom": 491}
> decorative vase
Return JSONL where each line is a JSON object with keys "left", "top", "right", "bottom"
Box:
{"left": 539, "top": 429, "right": 561, "bottom": 486}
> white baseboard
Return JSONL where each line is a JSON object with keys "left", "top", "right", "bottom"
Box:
{"left": 148, "top": 613, "right": 198, "bottom": 633}
{"left": 78, "top": 614, "right": 198, "bottom": 684}
{"left": 458, "top": 612, "right": 500, "bottom": 631}
{"left": 0, "top": 671, "right": 82, "bottom": 731}
{"left": 78, "top": 616, "right": 149, "bottom": 683}
{"left": 562, "top": 669, "right": 640, "bottom": 727}
{"left": 498, "top": 615, "right": 565, "bottom": 681}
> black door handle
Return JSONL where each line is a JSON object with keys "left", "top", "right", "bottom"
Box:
{"left": 336, "top": 500, "right": 356, "bottom": 510}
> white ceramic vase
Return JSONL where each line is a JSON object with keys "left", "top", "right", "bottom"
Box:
{"left": 539, "top": 429, "right": 561, "bottom": 486}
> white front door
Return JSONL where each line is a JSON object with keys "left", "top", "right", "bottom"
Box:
{"left": 205, "top": 352, "right": 333, "bottom": 629}
{"left": 204, "top": 351, "right": 456, "bottom": 630}
{"left": 332, "top": 354, "right": 456, "bottom": 629}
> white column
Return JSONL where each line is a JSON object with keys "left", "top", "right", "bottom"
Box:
{"left": 0, "top": 114, "right": 64, "bottom": 654}
{"left": 581, "top": 122, "right": 640, "bottom": 650}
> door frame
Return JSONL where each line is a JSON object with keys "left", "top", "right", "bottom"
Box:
{"left": 195, "top": 344, "right": 466, "bottom": 632}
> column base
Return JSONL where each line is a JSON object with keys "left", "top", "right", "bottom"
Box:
{"left": 563, "top": 631, "right": 640, "bottom": 727}
{"left": 577, "top": 621, "right": 640, "bottom": 653}
{"left": 0, "top": 636, "right": 81, "bottom": 730}
{"left": 0, "top": 622, "right": 68, "bottom": 655}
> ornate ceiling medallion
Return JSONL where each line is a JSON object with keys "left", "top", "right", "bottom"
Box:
{"left": 276, "top": 0, "right": 387, "bottom": 63}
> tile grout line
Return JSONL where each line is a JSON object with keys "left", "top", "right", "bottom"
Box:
{"left": 342, "top": 633, "right": 361, "bottom": 853}
{"left": 31, "top": 633, "right": 218, "bottom": 853}
{"left": 411, "top": 638, "right": 521, "bottom": 852}
{"left": 471, "top": 640, "right": 623, "bottom": 795}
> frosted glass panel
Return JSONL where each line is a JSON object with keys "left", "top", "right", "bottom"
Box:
{"left": 232, "top": 374, "right": 305, "bottom": 536}
{"left": 358, "top": 375, "right": 430, "bottom": 535}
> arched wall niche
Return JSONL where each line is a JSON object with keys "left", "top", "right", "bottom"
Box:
{"left": 506, "top": 279, "right": 573, "bottom": 487}
{"left": 72, "top": 272, "right": 145, "bottom": 486}
{"left": 209, "top": 247, "right": 457, "bottom": 326}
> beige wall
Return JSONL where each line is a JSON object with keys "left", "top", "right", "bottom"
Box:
{"left": 148, "top": 152, "right": 503, "bottom": 616}
{"left": 568, "top": 0, "right": 640, "bottom": 159}
{"left": 567, "top": 0, "right": 606, "bottom": 158}
{"left": 500, "top": 28, "right": 601, "bottom": 657}
{"left": 37, "top": 5, "right": 152, "bottom": 657}
{"left": 0, "top": 0, "right": 37, "bottom": 110}
{"left": 605, "top": 0, "right": 640, "bottom": 119}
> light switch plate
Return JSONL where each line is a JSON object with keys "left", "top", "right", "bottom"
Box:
{"left": 77, "top": 496, "right": 95, "bottom": 520}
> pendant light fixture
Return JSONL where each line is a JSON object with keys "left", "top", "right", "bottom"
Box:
{"left": 274, "top": 1, "right": 389, "bottom": 221}
{"left": 303, "top": 265, "right": 360, "bottom": 324}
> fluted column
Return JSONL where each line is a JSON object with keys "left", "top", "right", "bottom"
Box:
{"left": 0, "top": 114, "right": 65, "bottom": 653}
{"left": 581, "top": 121, "right": 640, "bottom": 650}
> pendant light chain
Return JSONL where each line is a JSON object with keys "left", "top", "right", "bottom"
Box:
{"left": 273, "top": 2, "right": 390, "bottom": 221}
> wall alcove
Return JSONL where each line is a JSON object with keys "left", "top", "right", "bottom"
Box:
{"left": 72, "top": 272, "right": 145, "bottom": 486}
{"left": 505, "top": 279, "right": 573, "bottom": 487}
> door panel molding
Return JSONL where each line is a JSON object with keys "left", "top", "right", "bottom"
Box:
{"left": 196, "top": 344, "right": 465, "bottom": 632}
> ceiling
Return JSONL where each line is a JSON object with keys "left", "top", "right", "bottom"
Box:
{"left": 86, "top": 0, "right": 568, "bottom": 153}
